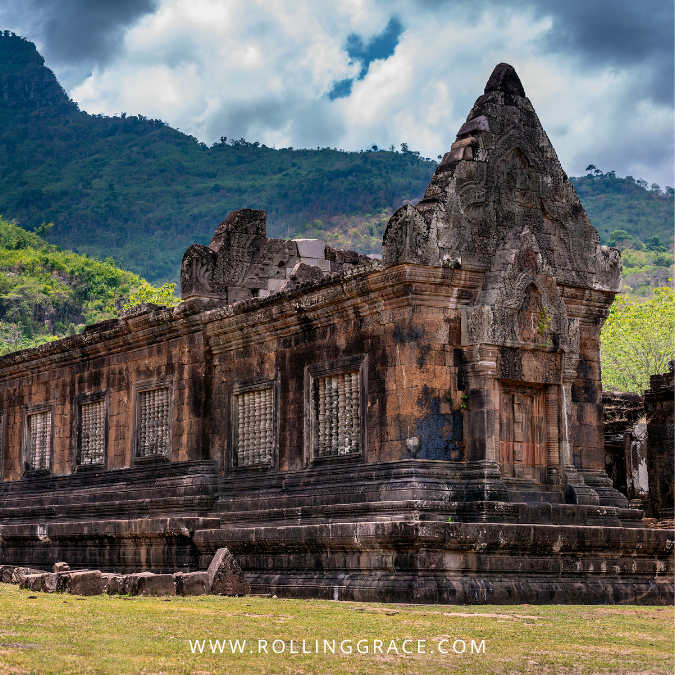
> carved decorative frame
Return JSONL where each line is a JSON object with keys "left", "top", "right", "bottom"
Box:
{"left": 227, "top": 375, "right": 280, "bottom": 473}
{"left": 304, "top": 354, "right": 368, "bottom": 466}
{"left": 71, "top": 390, "right": 109, "bottom": 471}
{"left": 130, "top": 379, "right": 173, "bottom": 465}
{"left": 21, "top": 402, "right": 55, "bottom": 478}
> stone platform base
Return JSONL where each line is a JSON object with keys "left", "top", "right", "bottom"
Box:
{"left": 0, "top": 517, "right": 220, "bottom": 572}
{"left": 194, "top": 520, "right": 674, "bottom": 605}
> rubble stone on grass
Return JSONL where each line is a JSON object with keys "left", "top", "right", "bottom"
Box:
{"left": 207, "top": 548, "right": 250, "bottom": 596}
{"left": 174, "top": 571, "right": 209, "bottom": 596}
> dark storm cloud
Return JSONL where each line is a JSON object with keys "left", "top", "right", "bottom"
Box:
{"left": 406, "top": 0, "right": 674, "bottom": 105}
{"left": 529, "top": 0, "right": 673, "bottom": 105}
{"left": 1, "top": 0, "right": 159, "bottom": 67}
{"left": 329, "top": 17, "right": 403, "bottom": 99}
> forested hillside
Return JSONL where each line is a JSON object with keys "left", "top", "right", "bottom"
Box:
{"left": 0, "top": 33, "right": 435, "bottom": 283}
{"left": 0, "top": 31, "right": 671, "bottom": 289}
{"left": 0, "top": 216, "right": 175, "bottom": 354}
{"left": 571, "top": 172, "right": 673, "bottom": 246}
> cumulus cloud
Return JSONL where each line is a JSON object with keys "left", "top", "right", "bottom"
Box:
{"left": 0, "top": 0, "right": 159, "bottom": 87}
{"left": 0, "top": 0, "right": 672, "bottom": 186}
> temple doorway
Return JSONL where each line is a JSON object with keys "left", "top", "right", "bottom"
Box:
{"left": 499, "top": 382, "right": 547, "bottom": 483}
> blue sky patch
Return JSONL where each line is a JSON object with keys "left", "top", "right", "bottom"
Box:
{"left": 329, "top": 17, "right": 403, "bottom": 100}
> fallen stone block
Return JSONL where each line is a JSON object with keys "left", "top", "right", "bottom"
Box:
{"left": 207, "top": 548, "right": 250, "bottom": 596}
{"left": 135, "top": 573, "right": 176, "bottom": 597}
{"left": 105, "top": 575, "right": 127, "bottom": 595}
{"left": 11, "top": 567, "right": 43, "bottom": 584}
{"left": 20, "top": 574, "right": 46, "bottom": 591}
{"left": 63, "top": 570, "right": 104, "bottom": 596}
{"left": 53, "top": 562, "right": 70, "bottom": 573}
{"left": 41, "top": 573, "right": 58, "bottom": 593}
{"left": 0, "top": 565, "right": 14, "bottom": 583}
{"left": 100, "top": 573, "right": 120, "bottom": 593}
{"left": 122, "top": 572, "right": 152, "bottom": 596}
{"left": 174, "top": 571, "right": 209, "bottom": 596}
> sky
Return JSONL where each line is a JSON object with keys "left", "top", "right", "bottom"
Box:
{"left": 1, "top": 0, "right": 673, "bottom": 187}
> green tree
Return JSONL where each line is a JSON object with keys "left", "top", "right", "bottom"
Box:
{"left": 601, "top": 287, "right": 675, "bottom": 392}
{"left": 122, "top": 281, "right": 180, "bottom": 309}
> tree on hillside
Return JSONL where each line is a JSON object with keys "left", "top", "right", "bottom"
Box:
{"left": 607, "top": 229, "right": 642, "bottom": 250}
{"left": 601, "top": 287, "right": 675, "bottom": 392}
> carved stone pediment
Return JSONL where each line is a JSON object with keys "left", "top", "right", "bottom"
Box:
{"left": 382, "top": 204, "right": 437, "bottom": 266}
{"left": 382, "top": 63, "right": 619, "bottom": 296}
{"left": 593, "top": 245, "right": 622, "bottom": 292}
{"left": 180, "top": 244, "right": 218, "bottom": 300}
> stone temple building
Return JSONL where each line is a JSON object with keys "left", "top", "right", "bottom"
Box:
{"left": 0, "top": 64, "right": 671, "bottom": 604}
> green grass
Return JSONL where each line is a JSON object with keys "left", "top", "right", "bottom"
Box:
{"left": 0, "top": 584, "right": 671, "bottom": 674}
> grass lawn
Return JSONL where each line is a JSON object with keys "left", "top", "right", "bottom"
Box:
{"left": 0, "top": 583, "right": 672, "bottom": 674}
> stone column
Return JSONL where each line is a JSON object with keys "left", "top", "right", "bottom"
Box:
{"left": 461, "top": 344, "right": 508, "bottom": 502}
{"left": 544, "top": 385, "right": 561, "bottom": 487}
{"left": 560, "top": 344, "right": 599, "bottom": 505}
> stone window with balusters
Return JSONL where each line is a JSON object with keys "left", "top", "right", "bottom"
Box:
{"left": 74, "top": 393, "right": 107, "bottom": 468}
{"left": 132, "top": 382, "right": 173, "bottom": 462}
{"left": 23, "top": 406, "right": 53, "bottom": 474}
{"left": 305, "top": 355, "right": 367, "bottom": 463}
{"left": 231, "top": 378, "right": 278, "bottom": 469}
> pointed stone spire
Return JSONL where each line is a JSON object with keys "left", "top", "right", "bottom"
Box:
{"left": 382, "top": 63, "right": 621, "bottom": 295}
{"left": 484, "top": 63, "right": 526, "bottom": 97}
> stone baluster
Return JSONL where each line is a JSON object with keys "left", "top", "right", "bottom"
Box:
{"left": 351, "top": 372, "right": 360, "bottom": 452}
{"left": 330, "top": 375, "right": 339, "bottom": 456}
{"left": 318, "top": 377, "right": 326, "bottom": 456}
{"left": 244, "top": 392, "right": 252, "bottom": 464}
{"left": 344, "top": 373, "right": 352, "bottom": 453}
{"left": 264, "top": 388, "right": 273, "bottom": 463}
{"left": 338, "top": 374, "right": 347, "bottom": 454}
{"left": 254, "top": 389, "right": 262, "bottom": 464}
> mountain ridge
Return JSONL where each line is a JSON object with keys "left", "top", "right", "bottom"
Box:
{"left": 0, "top": 31, "right": 671, "bottom": 287}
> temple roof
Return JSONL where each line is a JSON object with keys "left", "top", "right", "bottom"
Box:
{"left": 382, "top": 62, "right": 621, "bottom": 294}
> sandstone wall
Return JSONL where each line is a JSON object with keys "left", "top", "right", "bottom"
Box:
{"left": 0, "top": 303, "right": 209, "bottom": 481}
{"left": 645, "top": 369, "right": 675, "bottom": 519}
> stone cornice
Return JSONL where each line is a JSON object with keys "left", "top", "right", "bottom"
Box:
{"left": 202, "top": 264, "right": 485, "bottom": 353}
{"left": 0, "top": 302, "right": 207, "bottom": 382}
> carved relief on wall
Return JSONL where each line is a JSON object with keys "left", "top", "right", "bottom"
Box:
{"left": 180, "top": 244, "right": 218, "bottom": 299}
{"left": 517, "top": 283, "right": 548, "bottom": 345}
{"left": 382, "top": 204, "right": 435, "bottom": 265}
{"left": 500, "top": 146, "right": 538, "bottom": 209}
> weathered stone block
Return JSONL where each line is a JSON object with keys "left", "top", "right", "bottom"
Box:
{"left": 135, "top": 573, "right": 176, "bottom": 596}
{"left": 207, "top": 548, "right": 250, "bottom": 596}
{"left": 0, "top": 565, "right": 14, "bottom": 582}
{"left": 20, "top": 573, "right": 46, "bottom": 591}
{"left": 64, "top": 571, "right": 104, "bottom": 596}
{"left": 122, "top": 572, "right": 152, "bottom": 596}
{"left": 105, "top": 575, "right": 127, "bottom": 595}
{"left": 11, "top": 567, "right": 42, "bottom": 584}
{"left": 174, "top": 571, "right": 209, "bottom": 596}
{"left": 293, "top": 239, "right": 325, "bottom": 259}
{"left": 53, "top": 562, "right": 70, "bottom": 573}
{"left": 42, "top": 573, "right": 58, "bottom": 593}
